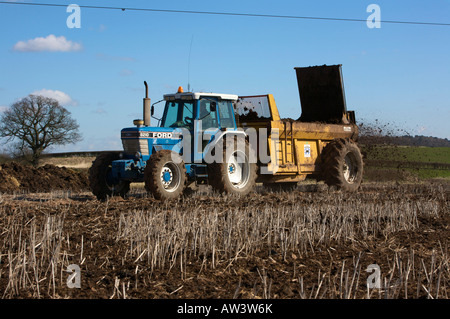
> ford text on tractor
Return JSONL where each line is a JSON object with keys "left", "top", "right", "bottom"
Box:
{"left": 89, "top": 65, "right": 364, "bottom": 201}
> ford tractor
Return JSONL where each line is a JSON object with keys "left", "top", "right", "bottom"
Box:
{"left": 89, "top": 65, "right": 364, "bottom": 201}
{"left": 89, "top": 82, "right": 257, "bottom": 201}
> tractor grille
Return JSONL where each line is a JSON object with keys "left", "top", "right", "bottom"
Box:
{"left": 122, "top": 138, "right": 149, "bottom": 156}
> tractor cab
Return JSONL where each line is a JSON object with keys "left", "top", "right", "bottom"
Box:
{"left": 161, "top": 88, "right": 238, "bottom": 130}
{"left": 161, "top": 88, "right": 239, "bottom": 160}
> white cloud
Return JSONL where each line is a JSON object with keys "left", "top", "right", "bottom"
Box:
{"left": 0, "top": 106, "right": 8, "bottom": 112}
{"left": 31, "top": 89, "right": 78, "bottom": 106}
{"left": 13, "top": 34, "right": 82, "bottom": 52}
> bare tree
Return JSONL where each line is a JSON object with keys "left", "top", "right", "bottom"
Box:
{"left": 0, "top": 94, "right": 82, "bottom": 165}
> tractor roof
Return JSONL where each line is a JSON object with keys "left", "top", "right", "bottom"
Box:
{"left": 164, "top": 92, "right": 238, "bottom": 101}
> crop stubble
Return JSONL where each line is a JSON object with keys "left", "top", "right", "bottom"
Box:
{"left": 0, "top": 181, "right": 448, "bottom": 299}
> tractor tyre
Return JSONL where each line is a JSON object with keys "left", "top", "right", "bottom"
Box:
{"left": 144, "top": 150, "right": 187, "bottom": 200}
{"left": 320, "top": 138, "right": 363, "bottom": 192}
{"left": 89, "top": 152, "right": 130, "bottom": 201}
{"left": 207, "top": 138, "right": 257, "bottom": 195}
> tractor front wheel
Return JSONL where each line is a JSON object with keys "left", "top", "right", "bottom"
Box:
{"left": 144, "top": 150, "right": 187, "bottom": 200}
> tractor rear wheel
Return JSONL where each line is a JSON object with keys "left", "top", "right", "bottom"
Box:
{"left": 144, "top": 150, "right": 187, "bottom": 200}
{"left": 89, "top": 152, "right": 130, "bottom": 201}
{"left": 321, "top": 138, "right": 363, "bottom": 192}
{"left": 208, "top": 138, "right": 257, "bottom": 195}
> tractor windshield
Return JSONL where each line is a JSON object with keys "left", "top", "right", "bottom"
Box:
{"left": 161, "top": 101, "right": 194, "bottom": 129}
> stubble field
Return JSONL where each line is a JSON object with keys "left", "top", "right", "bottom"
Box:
{"left": 0, "top": 176, "right": 448, "bottom": 299}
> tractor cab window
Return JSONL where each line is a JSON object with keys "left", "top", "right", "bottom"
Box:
{"left": 198, "top": 99, "right": 219, "bottom": 130}
{"left": 217, "top": 101, "right": 235, "bottom": 129}
{"left": 161, "top": 101, "right": 194, "bottom": 129}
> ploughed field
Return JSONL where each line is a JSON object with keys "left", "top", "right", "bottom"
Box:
{"left": 0, "top": 163, "right": 448, "bottom": 299}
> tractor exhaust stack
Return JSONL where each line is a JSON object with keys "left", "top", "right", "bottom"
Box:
{"left": 143, "top": 81, "right": 151, "bottom": 126}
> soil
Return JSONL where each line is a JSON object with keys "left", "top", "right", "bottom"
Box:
{"left": 0, "top": 162, "right": 89, "bottom": 193}
{"left": 0, "top": 180, "right": 448, "bottom": 299}
{"left": 237, "top": 109, "right": 268, "bottom": 122}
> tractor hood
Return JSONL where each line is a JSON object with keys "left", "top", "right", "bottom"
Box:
{"left": 121, "top": 127, "right": 181, "bottom": 139}
{"left": 121, "top": 127, "right": 182, "bottom": 157}
{"left": 295, "top": 64, "right": 348, "bottom": 123}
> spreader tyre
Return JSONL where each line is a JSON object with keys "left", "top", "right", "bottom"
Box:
{"left": 321, "top": 138, "right": 364, "bottom": 192}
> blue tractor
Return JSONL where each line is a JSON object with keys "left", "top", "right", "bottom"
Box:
{"left": 89, "top": 65, "right": 364, "bottom": 200}
{"left": 88, "top": 82, "right": 257, "bottom": 201}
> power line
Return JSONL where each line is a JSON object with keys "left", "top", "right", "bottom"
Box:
{"left": 1, "top": 1, "right": 450, "bottom": 27}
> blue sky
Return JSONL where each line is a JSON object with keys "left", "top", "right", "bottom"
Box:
{"left": 0, "top": 0, "right": 449, "bottom": 153}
